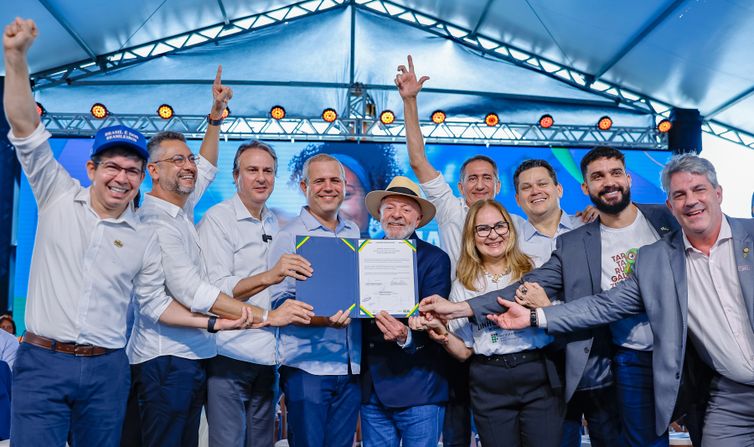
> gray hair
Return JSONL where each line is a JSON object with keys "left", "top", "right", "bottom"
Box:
{"left": 660, "top": 154, "right": 719, "bottom": 194}
{"left": 147, "top": 131, "right": 186, "bottom": 161}
{"left": 301, "top": 153, "right": 346, "bottom": 185}
{"left": 232, "top": 141, "right": 278, "bottom": 174}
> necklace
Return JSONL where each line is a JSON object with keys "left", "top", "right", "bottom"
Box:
{"left": 483, "top": 266, "right": 511, "bottom": 283}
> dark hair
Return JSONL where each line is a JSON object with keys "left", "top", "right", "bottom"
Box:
{"left": 0, "top": 315, "right": 16, "bottom": 335}
{"left": 91, "top": 146, "right": 146, "bottom": 172}
{"left": 460, "top": 155, "right": 498, "bottom": 180}
{"left": 288, "top": 142, "right": 402, "bottom": 191}
{"left": 147, "top": 131, "right": 186, "bottom": 160}
{"left": 580, "top": 146, "right": 625, "bottom": 178}
{"left": 513, "top": 159, "right": 559, "bottom": 191}
{"left": 233, "top": 141, "right": 278, "bottom": 175}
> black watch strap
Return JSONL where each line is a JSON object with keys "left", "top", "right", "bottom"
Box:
{"left": 207, "top": 316, "right": 219, "bottom": 333}
{"left": 207, "top": 115, "right": 224, "bottom": 126}
{"left": 529, "top": 309, "right": 538, "bottom": 328}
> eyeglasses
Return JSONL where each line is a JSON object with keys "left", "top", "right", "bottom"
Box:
{"left": 474, "top": 221, "right": 510, "bottom": 238}
{"left": 96, "top": 161, "right": 143, "bottom": 180}
{"left": 153, "top": 154, "right": 199, "bottom": 167}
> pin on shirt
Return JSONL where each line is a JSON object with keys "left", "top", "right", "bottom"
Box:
{"left": 744, "top": 247, "right": 750, "bottom": 258}
{"left": 114, "top": 240, "right": 124, "bottom": 248}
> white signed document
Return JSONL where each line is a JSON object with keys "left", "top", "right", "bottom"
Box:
{"left": 358, "top": 239, "right": 417, "bottom": 316}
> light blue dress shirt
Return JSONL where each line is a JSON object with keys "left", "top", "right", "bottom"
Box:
{"left": 268, "top": 207, "right": 361, "bottom": 376}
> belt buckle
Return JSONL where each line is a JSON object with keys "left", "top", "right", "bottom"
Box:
{"left": 74, "top": 345, "right": 94, "bottom": 356}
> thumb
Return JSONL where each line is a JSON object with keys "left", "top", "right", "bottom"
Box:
{"left": 418, "top": 76, "right": 430, "bottom": 85}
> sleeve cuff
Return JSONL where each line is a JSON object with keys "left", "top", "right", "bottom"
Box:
{"left": 397, "top": 329, "right": 413, "bottom": 349}
{"left": 144, "top": 293, "right": 173, "bottom": 324}
{"left": 8, "top": 122, "right": 50, "bottom": 151}
{"left": 537, "top": 308, "right": 548, "bottom": 328}
{"left": 197, "top": 154, "right": 218, "bottom": 182}
{"left": 191, "top": 282, "right": 222, "bottom": 314}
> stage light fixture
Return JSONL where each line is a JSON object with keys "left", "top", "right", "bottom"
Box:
{"left": 270, "top": 105, "right": 286, "bottom": 120}
{"left": 157, "top": 104, "right": 174, "bottom": 120}
{"left": 380, "top": 110, "right": 395, "bottom": 125}
{"left": 221, "top": 107, "right": 230, "bottom": 119}
{"left": 597, "top": 115, "right": 613, "bottom": 131}
{"left": 539, "top": 114, "right": 554, "bottom": 129}
{"left": 322, "top": 108, "right": 338, "bottom": 123}
{"left": 484, "top": 113, "right": 499, "bottom": 127}
{"left": 431, "top": 110, "right": 446, "bottom": 124}
{"left": 35, "top": 102, "right": 46, "bottom": 116}
{"left": 657, "top": 119, "right": 672, "bottom": 133}
{"left": 90, "top": 103, "right": 108, "bottom": 119}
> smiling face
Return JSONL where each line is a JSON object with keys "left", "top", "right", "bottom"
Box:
{"left": 235, "top": 148, "right": 276, "bottom": 210}
{"left": 379, "top": 195, "right": 422, "bottom": 240}
{"left": 582, "top": 156, "right": 632, "bottom": 215}
{"left": 515, "top": 166, "right": 563, "bottom": 221}
{"left": 666, "top": 171, "right": 723, "bottom": 244}
{"left": 148, "top": 139, "right": 197, "bottom": 197}
{"left": 86, "top": 152, "right": 145, "bottom": 217}
{"left": 458, "top": 159, "right": 500, "bottom": 206}
{"left": 473, "top": 204, "right": 512, "bottom": 262}
{"left": 300, "top": 159, "right": 345, "bottom": 220}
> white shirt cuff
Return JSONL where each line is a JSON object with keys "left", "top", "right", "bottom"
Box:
{"left": 397, "top": 328, "right": 413, "bottom": 349}
{"left": 536, "top": 308, "right": 548, "bottom": 328}
{"left": 191, "top": 282, "right": 222, "bottom": 314}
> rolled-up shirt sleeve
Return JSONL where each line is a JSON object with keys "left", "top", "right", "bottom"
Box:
{"left": 134, "top": 234, "right": 174, "bottom": 323}
{"left": 197, "top": 213, "right": 243, "bottom": 296}
{"left": 151, "top": 219, "right": 221, "bottom": 313}
{"left": 267, "top": 229, "right": 296, "bottom": 308}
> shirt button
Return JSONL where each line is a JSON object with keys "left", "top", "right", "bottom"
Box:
{"left": 368, "top": 343, "right": 374, "bottom": 348}
{"left": 675, "top": 372, "right": 681, "bottom": 380}
{"left": 584, "top": 347, "right": 589, "bottom": 354}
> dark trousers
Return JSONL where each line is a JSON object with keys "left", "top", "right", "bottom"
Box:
{"left": 279, "top": 365, "right": 360, "bottom": 447}
{"left": 560, "top": 385, "right": 622, "bottom": 447}
{"left": 11, "top": 343, "right": 130, "bottom": 447}
{"left": 206, "top": 355, "right": 276, "bottom": 447}
{"left": 614, "top": 347, "right": 668, "bottom": 447}
{"left": 469, "top": 352, "right": 565, "bottom": 447}
{"left": 443, "top": 359, "right": 472, "bottom": 447}
{"left": 132, "top": 355, "right": 206, "bottom": 447}
{"left": 120, "top": 366, "right": 142, "bottom": 447}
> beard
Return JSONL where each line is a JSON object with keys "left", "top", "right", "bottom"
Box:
{"left": 162, "top": 173, "right": 195, "bottom": 196}
{"left": 383, "top": 220, "right": 416, "bottom": 240}
{"left": 589, "top": 185, "right": 631, "bottom": 215}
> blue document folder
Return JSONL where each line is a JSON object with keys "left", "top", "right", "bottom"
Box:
{"left": 295, "top": 236, "right": 419, "bottom": 318}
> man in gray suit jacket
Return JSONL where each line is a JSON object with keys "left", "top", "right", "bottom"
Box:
{"left": 482, "top": 154, "right": 754, "bottom": 447}
{"left": 421, "top": 147, "right": 679, "bottom": 447}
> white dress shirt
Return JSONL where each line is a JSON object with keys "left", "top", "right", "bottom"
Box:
{"left": 449, "top": 275, "right": 553, "bottom": 356}
{"left": 685, "top": 218, "right": 754, "bottom": 385}
{"left": 197, "top": 194, "right": 278, "bottom": 365}
{"left": 420, "top": 173, "right": 579, "bottom": 273}
{"left": 10, "top": 123, "right": 171, "bottom": 348}
{"left": 127, "top": 155, "right": 219, "bottom": 364}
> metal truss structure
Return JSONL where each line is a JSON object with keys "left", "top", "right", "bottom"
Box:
{"left": 40, "top": 112, "right": 667, "bottom": 150}
{"left": 28, "top": 0, "right": 751, "bottom": 150}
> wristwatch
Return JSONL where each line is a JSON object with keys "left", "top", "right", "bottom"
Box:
{"left": 207, "top": 114, "right": 224, "bottom": 126}
{"left": 207, "top": 316, "right": 219, "bottom": 333}
{"left": 529, "top": 309, "right": 538, "bottom": 328}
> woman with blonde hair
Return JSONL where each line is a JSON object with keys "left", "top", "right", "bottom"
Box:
{"left": 415, "top": 199, "right": 564, "bottom": 447}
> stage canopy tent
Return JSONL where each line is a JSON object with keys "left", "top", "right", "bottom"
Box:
{"left": 1, "top": 0, "right": 753, "bottom": 148}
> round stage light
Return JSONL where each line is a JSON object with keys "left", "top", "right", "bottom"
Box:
{"left": 221, "top": 107, "right": 230, "bottom": 119}
{"left": 322, "top": 108, "right": 338, "bottom": 123}
{"left": 35, "top": 102, "right": 46, "bottom": 117}
{"left": 380, "top": 110, "right": 395, "bottom": 125}
{"left": 539, "top": 114, "right": 554, "bottom": 129}
{"left": 484, "top": 113, "right": 499, "bottom": 127}
{"left": 157, "top": 104, "right": 174, "bottom": 120}
{"left": 431, "top": 110, "right": 446, "bottom": 124}
{"left": 597, "top": 115, "right": 613, "bottom": 131}
{"left": 657, "top": 119, "right": 672, "bottom": 133}
{"left": 270, "top": 106, "right": 286, "bottom": 120}
{"left": 90, "top": 103, "right": 108, "bottom": 119}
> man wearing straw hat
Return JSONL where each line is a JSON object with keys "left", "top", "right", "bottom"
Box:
{"left": 360, "top": 176, "right": 452, "bottom": 447}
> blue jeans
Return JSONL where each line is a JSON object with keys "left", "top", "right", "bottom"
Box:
{"left": 614, "top": 348, "right": 668, "bottom": 447}
{"left": 11, "top": 343, "right": 130, "bottom": 447}
{"left": 360, "top": 391, "right": 444, "bottom": 447}
{"left": 132, "top": 355, "right": 206, "bottom": 447}
{"left": 279, "top": 366, "right": 360, "bottom": 447}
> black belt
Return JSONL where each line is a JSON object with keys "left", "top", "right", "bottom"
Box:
{"left": 473, "top": 349, "right": 543, "bottom": 368}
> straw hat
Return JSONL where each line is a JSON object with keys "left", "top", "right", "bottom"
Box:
{"left": 364, "top": 176, "right": 436, "bottom": 228}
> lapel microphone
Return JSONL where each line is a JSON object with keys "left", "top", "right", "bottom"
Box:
{"left": 262, "top": 234, "right": 272, "bottom": 243}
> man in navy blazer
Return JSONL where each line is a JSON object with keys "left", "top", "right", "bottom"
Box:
{"left": 420, "top": 147, "right": 680, "bottom": 447}
{"left": 488, "top": 154, "right": 754, "bottom": 447}
{"left": 360, "top": 176, "right": 451, "bottom": 447}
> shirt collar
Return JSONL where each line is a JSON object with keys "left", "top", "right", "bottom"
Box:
{"left": 231, "top": 193, "right": 272, "bottom": 223}
{"left": 77, "top": 186, "right": 140, "bottom": 229}
{"left": 299, "top": 206, "right": 354, "bottom": 233}
{"left": 142, "top": 193, "right": 184, "bottom": 219}
{"left": 521, "top": 211, "right": 576, "bottom": 241}
{"left": 683, "top": 216, "right": 731, "bottom": 253}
